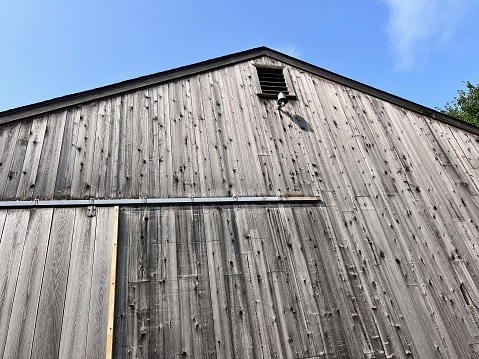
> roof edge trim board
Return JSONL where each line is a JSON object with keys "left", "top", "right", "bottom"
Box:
{"left": 1, "top": 46, "right": 477, "bottom": 136}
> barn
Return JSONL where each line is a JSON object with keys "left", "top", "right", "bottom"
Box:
{"left": 0, "top": 47, "right": 479, "bottom": 358}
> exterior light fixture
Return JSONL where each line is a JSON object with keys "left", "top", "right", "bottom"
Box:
{"left": 277, "top": 92, "right": 288, "bottom": 110}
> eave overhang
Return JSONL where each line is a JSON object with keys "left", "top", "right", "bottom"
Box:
{"left": 1, "top": 46, "right": 477, "bottom": 136}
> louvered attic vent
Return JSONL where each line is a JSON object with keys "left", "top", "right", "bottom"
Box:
{"left": 255, "top": 65, "right": 296, "bottom": 99}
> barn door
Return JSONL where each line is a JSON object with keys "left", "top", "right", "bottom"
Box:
{"left": 112, "top": 204, "right": 352, "bottom": 359}
{"left": 0, "top": 207, "right": 116, "bottom": 359}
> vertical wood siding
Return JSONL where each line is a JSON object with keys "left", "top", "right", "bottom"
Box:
{"left": 113, "top": 205, "right": 479, "bottom": 358}
{"left": 0, "top": 207, "right": 114, "bottom": 359}
{"left": 0, "top": 58, "right": 478, "bottom": 207}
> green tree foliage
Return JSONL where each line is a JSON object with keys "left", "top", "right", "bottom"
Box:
{"left": 437, "top": 81, "right": 479, "bottom": 127}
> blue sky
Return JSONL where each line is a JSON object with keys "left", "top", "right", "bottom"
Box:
{"left": 1, "top": 0, "right": 478, "bottom": 112}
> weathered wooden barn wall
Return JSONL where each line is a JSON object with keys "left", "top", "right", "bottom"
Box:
{"left": 114, "top": 205, "right": 479, "bottom": 358}
{"left": 1, "top": 50, "right": 479, "bottom": 358}
{"left": 0, "top": 207, "right": 114, "bottom": 359}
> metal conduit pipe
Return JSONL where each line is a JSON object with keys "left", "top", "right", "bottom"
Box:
{"left": 0, "top": 196, "right": 324, "bottom": 209}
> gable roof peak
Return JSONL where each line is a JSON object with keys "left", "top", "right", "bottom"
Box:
{"left": 0, "top": 47, "right": 477, "bottom": 136}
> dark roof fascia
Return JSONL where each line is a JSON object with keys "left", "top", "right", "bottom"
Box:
{"left": 1, "top": 46, "right": 478, "bottom": 136}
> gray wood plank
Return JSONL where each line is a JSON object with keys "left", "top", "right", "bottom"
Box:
{"left": 157, "top": 84, "right": 174, "bottom": 199}
{"left": 0, "top": 123, "right": 21, "bottom": 200}
{"left": 301, "top": 74, "right": 356, "bottom": 209}
{"left": 316, "top": 80, "right": 370, "bottom": 197}
{"left": 358, "top": 93, "right": 416, "bottom": 201}
{"left": 79, "top": 102, "right": 100, "bottom": 199}
{"left": 33, "top": 111, "right": 67, "bottom": 199}
{"left": 31, "top": 207, "right": 76, "bottom": 358}
{"left": 130, "top": 90, "right": 148, "bottom": 198}
{"left": 89, "top": 99, "right": 112, "bottom": 198}
{"left": 16, "top": 116, "right": 48, "bottom": 199}
{"left": 100, "top": 99, "right": 114, "bottom": 197}
{"left": 53, "top": 107, "right": 81, "bottom": 199}
{"left": 70, "top": 106, "right": 90, "bottom": 198}
{"left": 190, "top": 207, "right": 217, "bottom": 358}
{"left": 203, "top": 209, "right": 234, "bottom": 359}
{"left": 285, "top": 72, "right": 331, "bottom": 195}
{"left": 148, "top": 87, "right": 161, "bottom": 198}
{"left": 161, "top": 209, "right": 183, "bottom": 358}
{"left": 199, "top": 72, "right": 230, "bottom": 197}
{"left": 228, "top": 66, "right": 267, "bottom": 196}
{"left": 385, "top": 103, "right": 467, "bottom": 231}
{"left": 234, "top": 62, "right": 274, "bottom": 196}
{"left": 212, "top": 69, "right": 245, "bottom": 196}
{"left": 342, "top": 87, "right": 399, "bottom": 196}
{"left": 85, "top": 207, "right": 114, "bottom": 358}
{"left": 0, "top": 210, "right": 30, "bottom": 357}
{"left": 112, "top": 208, "right": 130, "bottom": 357}
{"left": 123, "top": 93, "right": 134, "bottom": 198}
{"left": 3, "top": 208, "right": 53, "bottom": 359}
{"left": 106, "top": 96, "right": 122, "bottom": 198}
{"left": 237, "top": 211, "right": 276, "bottom": 359}
{"left": 169, "top": 80, "right": 189, "bottom": 198}
{"left": 451, "top": 126, "right": 479, "bottom": 169}
{"left": 138, "top": 90, "right": 151, "bottom": 198}
{"left": 114, "top": 94, "right": 128, "bottom": 198}
{"left": 189, "top": 76, "right": 213, "bottom": 197}
{"left": 294, "top": 71, "right": 340, "bottom": 195}
{"left": 58, "top": 208, "right": 96, "bottom": 359}
{"left": 2, "top": 120, "right": 33, "bottom": 199}
{"left": 182, "top": 78, "right": 203, "bottom": 197}
{"left": 146, "top": 209, "right": 160, "bottom": 359}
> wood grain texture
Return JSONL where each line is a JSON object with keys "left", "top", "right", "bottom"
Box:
{"left": 31, "top": 207, "right": 76, "bottom": 358}
{"left": 0, "top": 210, "right": 30, "bottom": 357}
{"left": 0, "top": 207, "right": 115, "bottom": 359}
{"left": 113, "top": 204, "right": 479, "bottom": 358}
{"left": 0, "top": 123, "right": 21, "bottom": 198}
{"left": 15, "top": 117, "right": 48, "bottom": 199}
{"left": 33, "top": 111, "right": 67, "bottom": 199}
{"left": 57, "top": 208, "right": 96, "bottom": 359}
{"left": 2, "top": 120, "right": 32, "bottom": 199}
{"left": 85, "top": 207, "right": 115, "bottom": 358}
{"left": 2, "top": 208, "right": 53, "bottom": 359}
{"left": 53, "top": 107, "right": 80, "bottom": 199}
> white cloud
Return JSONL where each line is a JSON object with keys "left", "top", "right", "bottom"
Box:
{"left": 274, "top": 45, "right": 302, "bottom": 59}
{"left": 383, "top": 0, "right": 471, "bottom": 71}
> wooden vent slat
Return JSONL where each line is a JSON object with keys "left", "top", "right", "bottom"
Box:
{"left": 262, "top": 87, "right": 288, "bottom": 92}
{"left": 256, "top": 67, "right": 288, "bottom": 96}
{"left": 260, "top": 79, "right": 286, "bottom": 84}
{"left": 261, "top": 83, "right": 288, "bottom": 88}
